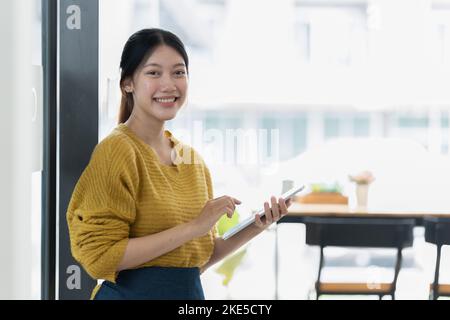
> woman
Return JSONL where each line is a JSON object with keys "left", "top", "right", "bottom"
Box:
{"left": 66, "top": 28, "right": 291, "bottom": 300}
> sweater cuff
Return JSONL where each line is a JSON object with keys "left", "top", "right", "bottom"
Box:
{"left": 99, "top": 238, "right": 129, "bottom": 283}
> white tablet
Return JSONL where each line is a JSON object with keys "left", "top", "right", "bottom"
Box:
{"left": 222, "top": 185, "right": 305, "bottom": 240}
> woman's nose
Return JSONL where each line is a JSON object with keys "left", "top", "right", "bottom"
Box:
{"left": 159, "top": 75, "right": 176, "bottom": 92}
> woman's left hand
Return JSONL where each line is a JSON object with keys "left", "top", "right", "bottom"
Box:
{"left": 254, "top": 196, "right": 292, "bottom": 230}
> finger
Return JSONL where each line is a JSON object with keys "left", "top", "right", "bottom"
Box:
{"left": 223, "top": 196, "right": 239, "bottom": 203}
{"left": 264, "top": 201, "right": 272, "bottom": 225}
{"left": 232, "top": 197, "right": 242, "bottom": 205}
{"left": 224, "top": 207, "right": 234, "bottom": 218}
{"left": 226, "top": 198, "right": 236, "bottom": 211}
{"left": 285, "top": 198, "right": 292, "bottom": 208}
{"left": 218, "top": 198, "right": 234, "bottom": 214}
{"left": 271, "top": 196, "right": 280, "bottom": 221}
{"left": 254, "top": 213, "right": 264, "bottom": 228}
{"left": 226, "top": 207, "right": 235, "bottom": 218}
{"left": 279, "top": 197, "right": 288, "bottom": 217}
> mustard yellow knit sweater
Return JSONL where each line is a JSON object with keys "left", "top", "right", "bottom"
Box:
{"left": 66, "top": 124, "right": 216, "bottom": 284}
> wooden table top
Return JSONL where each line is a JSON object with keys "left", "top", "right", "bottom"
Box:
{"left": 287, "top": 202, "right": 450, "bottom": 218}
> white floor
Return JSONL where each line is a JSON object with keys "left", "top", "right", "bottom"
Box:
{"left": 202, "top": 224, "right": 450, "bottom": 300}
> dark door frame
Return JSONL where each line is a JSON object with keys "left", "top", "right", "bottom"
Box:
{"left": 41, "top": 0, "right": 57, "bottom": 301}
{"left": 42, "top": 0, "right": 99, "bottom": 300}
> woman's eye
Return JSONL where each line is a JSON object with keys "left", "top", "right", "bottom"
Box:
{"left": 174, "top": 70, "right": 186, "bottom": 76}
{"left": 146, "top": 71, "right": 160, "bottom": 76}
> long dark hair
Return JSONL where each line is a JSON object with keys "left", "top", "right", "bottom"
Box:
{"left": 118, "top": 28, "right": 189, "bottom": 124}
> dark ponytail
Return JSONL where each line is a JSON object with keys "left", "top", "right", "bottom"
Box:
{"left": 118, "top": 28, "right": 189, "bottom": 124}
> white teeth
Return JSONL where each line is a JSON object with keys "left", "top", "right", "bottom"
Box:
{"left": 155, "top": 97, "right": 176, "bottom": 103}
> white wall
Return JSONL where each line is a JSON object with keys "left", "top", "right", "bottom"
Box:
{"left": 0, "top": 0, "right": 34, "bottom": 299}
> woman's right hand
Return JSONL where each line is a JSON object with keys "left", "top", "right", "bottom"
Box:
{"left": 194, "top": 196, "right": 241, "bottom": 237}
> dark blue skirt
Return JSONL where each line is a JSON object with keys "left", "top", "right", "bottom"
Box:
{"left": 94, "top": 267, "right": 205, "bottom": 300}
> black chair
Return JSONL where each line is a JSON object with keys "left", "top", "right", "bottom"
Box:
{"left": 424, "top": 217, "right": 450, "bottom": 300}
{"left": 303, "top": 217, "right": 415, "bottom": 300}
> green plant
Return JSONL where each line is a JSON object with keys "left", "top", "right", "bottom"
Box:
{"left": 217, "top": 210, "right": 240, "bottom": 237}
{"left": 215, "top": 211, "right": 248, "bottom": 287}
{"left": 310, "top": 182, "right": 343, "bottom": 193}
{"left": 215, "top": 249, "right": 247, "bottom": 286}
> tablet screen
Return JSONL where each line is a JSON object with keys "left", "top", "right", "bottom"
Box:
{"left": 222, "top": 185, "right": 305, "bottom": 240}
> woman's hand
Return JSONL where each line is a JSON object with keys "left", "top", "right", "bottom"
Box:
{"left": 194, "top": 196, "right": 241, "bottom": 237}
{"left": 254, "top": 196, "right": 292, "bottom": 230}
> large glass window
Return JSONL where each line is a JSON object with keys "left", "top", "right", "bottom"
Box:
{"left": 99, "top": 0, "right": 450, "bottom": 299}
{"left": 295, "top": 2, "right": 369, "bottom": 66}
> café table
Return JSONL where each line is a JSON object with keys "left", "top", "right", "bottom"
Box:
{"left": 273, "top": 203, "right": 450, "bottom": 299}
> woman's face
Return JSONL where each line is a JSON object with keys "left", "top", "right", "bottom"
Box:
{"left": 125, "top": 45, "right": 188, "bottom": 123}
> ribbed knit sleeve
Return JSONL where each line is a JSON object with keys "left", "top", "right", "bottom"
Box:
{"left": 66, "top": 140, "right": 137, "bottom": 282}
{"left": 204, "top": 165, "right": 213, "bottom": 201}
{"left": 203, "top": 165, "right": 218, "bottom": 237}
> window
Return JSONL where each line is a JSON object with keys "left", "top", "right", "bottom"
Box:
{"left": 354, "top": 115, "right": 370, "bottom": 137}
{"left": 324, "top": 115, "right": 341, "bottom": 139}
{"left": 295, "top": 2, "right": 368, "bottom": 66}
{"left": 431, "top": 5, "right": 450, "bottom": 66}
{"left": 97, "top": 0, "right": 450, "bottom": 300}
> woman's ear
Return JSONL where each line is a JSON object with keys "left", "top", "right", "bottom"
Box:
{"left": 122, "top": 77, "right": 134, "bottom": 93}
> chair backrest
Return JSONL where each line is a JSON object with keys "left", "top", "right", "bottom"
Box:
{"left": 424, "top": 217, "right": 450, "bottom": 246}
{"left": 303, "top": 217, "right": 415, "bottom": 248}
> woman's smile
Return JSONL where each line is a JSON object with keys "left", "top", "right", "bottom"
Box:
{"left": 153, "top": 96, "right": 179, "bottom": 107}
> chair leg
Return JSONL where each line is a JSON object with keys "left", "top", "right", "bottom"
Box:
{"left": 431, "top": 245, "right": 442, "bottom": 300}
{"left": 315, "top": 246, "right": 325, "bottom": 300}
{"left": 389, "top": 247, "right": 403, "bottom": 300}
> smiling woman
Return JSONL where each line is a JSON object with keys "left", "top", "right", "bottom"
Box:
{"left": 66, "top": 28, "right": 291, "bottom": 300}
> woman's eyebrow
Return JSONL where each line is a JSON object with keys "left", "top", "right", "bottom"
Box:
{"left": 143, "top": 63, "right": 162, "bottom": 68}
{"left": 143, "top": 62, "right": 186, "bottom": 68}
